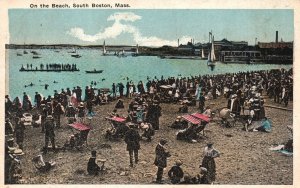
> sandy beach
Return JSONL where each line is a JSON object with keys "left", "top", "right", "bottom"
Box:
{"left": 16, "top": 93, "right": 293, "bottom": 184}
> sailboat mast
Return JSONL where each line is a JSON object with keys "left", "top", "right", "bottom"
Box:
{"left": 211, "top": 36, "right": 215, "bottom": 62}
{"left": 136, "top": 44, "right": 139, "bottom": 54}
{"left": 103, "top": 41, "right": 106, "bottom": 54}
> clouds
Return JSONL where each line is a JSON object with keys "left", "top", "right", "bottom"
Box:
{"left": 107, "top": 12, "right": 141, "bottom": 22}
{"left": 67, "top": 12, "right": 191, "bottom": 47}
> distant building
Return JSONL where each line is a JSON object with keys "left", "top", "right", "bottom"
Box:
{"left": 178, "top": 42, "right": 194, "bottom": 52}
{"left": 258, "top": 42, "right": 293, "bottom": 49}
{"left": 258, "top": 31, "right": 293, "bottom": 49}
{"left": 214, "top": 39, "right": 248, "bottom": 50}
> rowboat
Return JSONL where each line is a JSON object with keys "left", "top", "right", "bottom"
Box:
{"left": 85, "top": 69, "right": 103, "bottom": 74}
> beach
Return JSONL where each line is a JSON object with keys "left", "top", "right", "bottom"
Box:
{"left": 15, "top": 94, "right": 292, "bottom": 184}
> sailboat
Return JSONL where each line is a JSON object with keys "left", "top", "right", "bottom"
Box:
{"left": 132, "top": 44, "right": 139, "bottom": 56}
{"left": 207, "top": 35, "right": 216, "bottom": 66}
{"left": 118, "top": 48, "right": 126, "bottom": 57}
{"left": 102, "top": 40, "right": 107, "bottom": 55}
{"left": 71, "top": 48, "right": 81, "bottom": 58}
{"left": 68, "top": 47, "right": 76, "bottom": 53}
{"left": 201, "top": 48, "right": 205, "bottom": 59}
{"left": 23, "top": 43, "right": 28, "bottom": 54}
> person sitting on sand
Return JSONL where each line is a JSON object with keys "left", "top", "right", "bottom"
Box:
{"left": 169, "top": 116, "right": 188, "bottom": 129}
{"left": 253, "top": 117, "right": 272, "bottom": 132}
{"left": 168, "top": 160, "right": 184, "bottom": 184}
{"left": 178, "top": 102, "right": 188, "bottom": 113}
{"left": 32, "top": 154, "right": 56, "bottom": 173}
{"left": 198, "top": 166, "right": 209, "bottom": 184}
{"left": 176, "top": 123, "right": 198, "bottom": 143}
{"left": 179, "top": 174, "right": 193, "bottom": 184}
{"left": 115, "top": 99, "right": 124, "bottom": 109}
{"left": 203, "top": 106, "right": 212, "bottom": 118}
{"left": 108, "top": 109, "right": 119, "bottom": 118}
{"left": 139, "top": 122, "right": 155, "bottom": 141}
{"left": 87, "top": 150, "right": 105, "bottom": 176}
{"left": 63, "top": 135, "right": 76, "bottom": 150}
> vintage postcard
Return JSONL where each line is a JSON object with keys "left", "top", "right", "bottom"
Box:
{"left": 1, "top": 0, "right": 299, "bottom": 187}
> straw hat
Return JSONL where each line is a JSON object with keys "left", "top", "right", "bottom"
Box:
{"left": 98, "top": 158, "right": 107, "bottom": 163}
{"left": 140, "top": 123, "right": 149, "bottom": 129}
{"left": 231, "top": 94, "right": 237, "bottom": 99}
{"left": 46, "top": 115, "right": 53, "bottom": 120}
{"left": 12, "top": 149, "right": 24, "bottom": 156}
{"left": 175, "top": 160, "right": 183, "bottom": 166}
{"left": 200, "top": 167, "right": 208, "bottom": 173}
{"left": 128, "top": 123, "right": 136, "bottom": 128}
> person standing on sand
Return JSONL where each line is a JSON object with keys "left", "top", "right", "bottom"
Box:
{"left": 148, "top": 100, "right": 162, "bottom": 130}
{"left": 119, "top": 83, "right": 124, "bottom": 97}
{"left": 53, "top": 103, "right": 64, "bottom": 128}
{"left": 154, "top": 139, "right": 171, "bottom": 183}
{"left": 112, "top": 83, "right": 116, "bottom": 98}
{"left": 198, "top": 92, "right": 206, "bottom": 113}
{"left": 124, "top": 123, "right": 140, "bottom": 167}
{"left": 15, "top": 117, "right": 25, "bottom": 150}
{"left": 201, "top": 143, "right": 220, "bottom": 184}
{"left": 44, "top": 115, "right": 56, "bottom": 153}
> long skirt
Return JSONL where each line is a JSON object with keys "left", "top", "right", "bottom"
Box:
{"left": 201, "top": 156, "right": 216, "bottom": 183}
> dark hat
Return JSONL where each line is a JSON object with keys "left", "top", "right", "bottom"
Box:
{"left": 91, "top": 150, "right": 97, "bottom": 156}
{"left": 159, "top": 139, "right": 168, "bottom": 145}
{"left": 207, "top": 143, "right": 213, "bottom": 148}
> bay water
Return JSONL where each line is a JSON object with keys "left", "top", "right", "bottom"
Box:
{"left": 6, "top": 49, "right": 292, "bottom": 99}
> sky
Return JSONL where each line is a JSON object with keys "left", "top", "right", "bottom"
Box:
{"left": 8, "top": 9, "right": 294, "bottom": 46}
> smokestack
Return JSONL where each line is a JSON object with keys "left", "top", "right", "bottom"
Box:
{"left": 276, "top": 31, "right": 278, "bottom": 43}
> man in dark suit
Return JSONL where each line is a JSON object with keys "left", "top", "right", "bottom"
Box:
{"left": 124, "top": 123, "right": 140, "bottom": 167}
{"left": 44, "top": 115, "right": 55, "bottom": 153}
{"left": 154, "top": 139, "right": 171, "bottom": 183}
{"left": 199, "top": 93, "right": 206, "bottom": 113}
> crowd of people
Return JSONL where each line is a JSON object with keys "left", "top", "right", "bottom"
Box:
{"left": 4, "top": 68, "right": 293, "bottom": 184}
{"left": 20, "top": 63, "right": 79, "bottom": 71}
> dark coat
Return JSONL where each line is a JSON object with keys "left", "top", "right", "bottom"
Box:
{"left": 44, "top": 119, "right": 55, "bottom": 138}
{"left": 168, "top": 165, "right": 184, "bottom": 183}
{"left": 15, "top": 122, "right": 25, "bottom": 142}
{"left": 124, "top": 128, "right": 140, "bottom": 151}
{"left": 87, "top": 157, "right": 100, "bottom": 175}
{"left": 154, "top": 144, "right": 171, "bottom": 168}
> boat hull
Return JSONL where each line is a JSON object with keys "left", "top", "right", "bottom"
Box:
{"left": 85, "top": 70, "right": 103, "bottom": 74}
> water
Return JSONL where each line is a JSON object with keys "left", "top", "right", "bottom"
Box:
{"left": 7, "top": 49, "right": 292, "bottom": 99}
